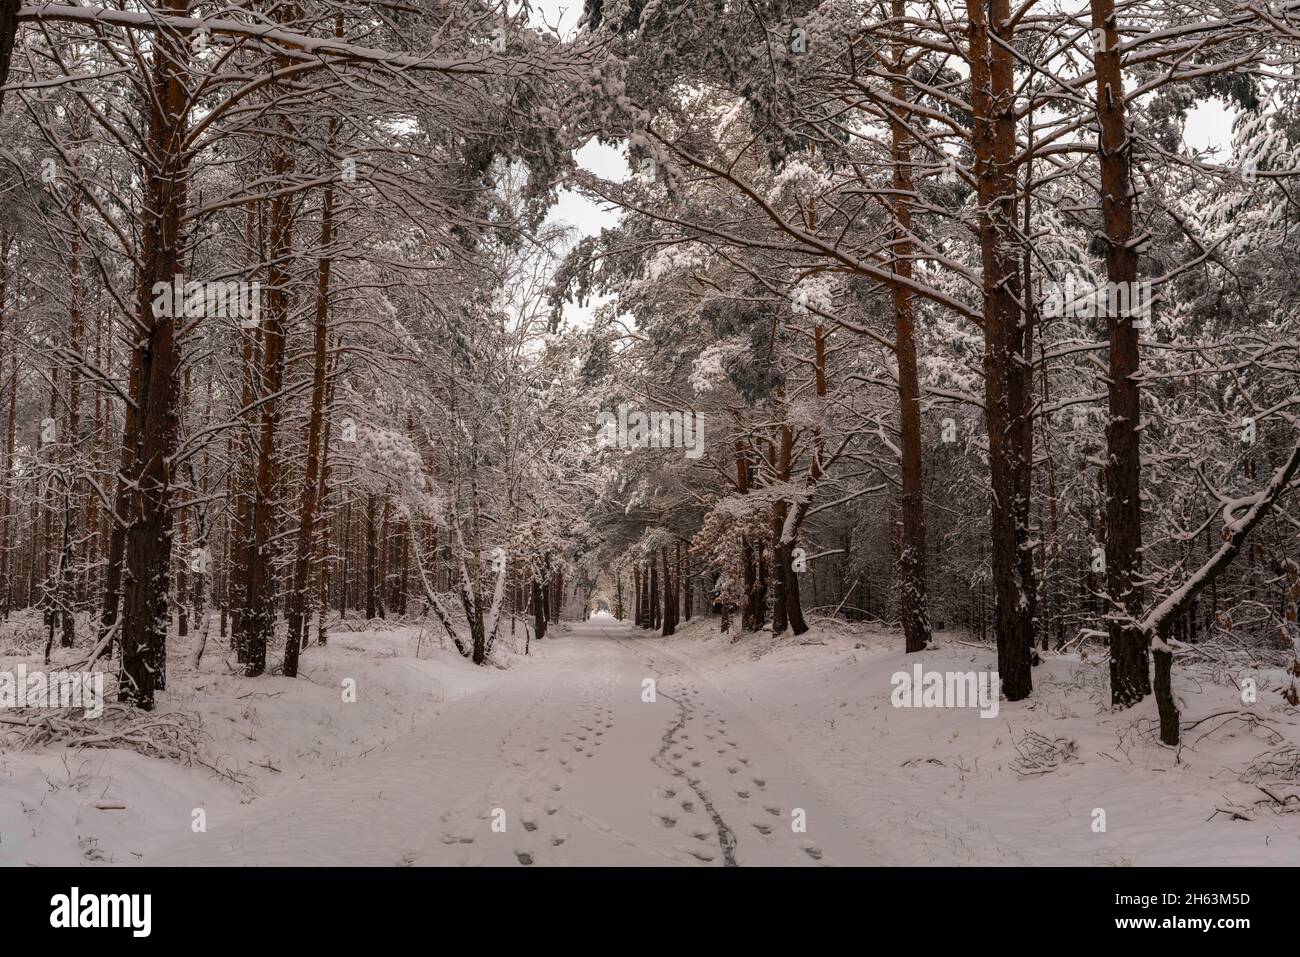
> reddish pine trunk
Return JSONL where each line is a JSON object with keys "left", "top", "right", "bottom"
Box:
{"left": 230, "top": 206, "right": 260, "bottom": 658}
{"left": 968, "top": 0, "right": 1034, "bottom": 700}
{"left": 315, "top": 393, "right": 335, "bottom": 646}
{"left": 284, "top": 183, "right": 334, "bottom": 675}
{"left": 0, "top": 0, "right": 18, "bottom": 115}
{"left": 660, "top": 546, "right": 676, "bottom": 637}
{"left": 118, "top": 2, "right": 190, "bottom": 709}
{"left": 0, "top": 234, "right": 14, "bottom": 617}
{"left": 1091, "top": 0, "right": 1151, "bottom": 712}
{"left": 365, "top": 493, "right": 379, "bottom": 620}
{"left": 649, "top": 559, "right": 659, "bottom": 630}
{"left": 889, "top": 5, "right": 932, "bottom": 654}
{"left": 532, "top": 577, "right": 547, "bottom": 640}
{"left": 736, "top": 442, "right": 766, "bottom": 631}
{"left": 240, "top": 146, "right": 293, "bottom": 677}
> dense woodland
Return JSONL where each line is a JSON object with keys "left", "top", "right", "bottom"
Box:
{"left": 0, "top": 0, "right": 1297, "bottom": 750}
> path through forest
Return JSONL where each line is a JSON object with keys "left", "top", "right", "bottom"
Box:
{"left": 144, "top": 616, "right": 870, "bottom": 866}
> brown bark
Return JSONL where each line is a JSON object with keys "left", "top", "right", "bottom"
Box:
{"left": 240, "top": 130, "right": 293, "bottom": 678}
{"left": 0, "top": 233, "right": 13, "bottom": 617}
{"left": 379, "top": 493, "right": 391, "bottom": 618}
{"left": 531, "top": 576, "right": 547, "bottom": 640}
{"left": 889, "top": 4, "right": 933, "bottom": 654}
{"left": 1091, "top": 0, "right": 1150, "bottom": 709}
{"left": 682, "top": 555, "right": 691, "bottom": 622}
{"left": 649, "top": 558, "right": 659, "bottom": 630}
{"left": 0, "top": 0, "right": 19, "bottom": 115}
{"left": 284, "top": 180, "right": 334, "bottom": 674}
{"left": 660, "top": 545, "right": 676, "bottom": 636}
{"left": 315, "top": 379, "right": 335, "bottom": 646}
{"left": 365, "top": 492, "right": 378, "bottom": 619}
{"left": 176, "top": 370, "right": 190, "bottom": 641}
{"left": 118, "top": 0, "right": 190, "bottom": 708}
{"left": 632, "top": 562, "right": 641, "bottom": 626}
{"left": 968, "top": 0, "right": 1034, "bottom": 700}
{"left": 230, "top": 205, "right": 260, "bottom": 657}
{"left": 736, "top": 441, "right": 766, "bottom": 631}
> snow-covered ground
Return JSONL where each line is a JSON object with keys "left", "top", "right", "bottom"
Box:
{"left": 2, "top": 612, "right": 1297, "bottom": 866}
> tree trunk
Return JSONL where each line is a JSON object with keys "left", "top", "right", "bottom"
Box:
{"left": 0, "top": 235, "right": 15, "bottom": 618}
{"left": 1091, "top": 0, "right": 1150, "bottom": 708}
{"left": 284, "top": 182, "right": 334, "bottom": 675}
{"left": 531, "top": 576, "right": 547, "bottom": 640}
{"left": 888, "top": 5, "right": 932, "bottom": 654}
{"left": 660, "top": 546, "right": 675, "bottom": 637}
{"left": 118, "top": 1, "right": 190, "bottom": 709}
{"left": 315, "top": 395, "right": 335, "bottom": 646}
{"left": 239, "top": 141, "right": 292, "bottom": 678}
{"left": 649, "top": 558, "right": 659, "bottom": 630}
{"left": 365, "top": 493, "right": 378, "bottom": 620}
{"left": 0, "top": 0, "right": 20, "bottom": 116}
{"left": 968, "top": 0, "right": 1034, "bottom": 700}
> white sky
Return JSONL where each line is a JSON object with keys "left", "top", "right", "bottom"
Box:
{"left": 1184, "top": 98, "right": 1235, "bottom": 156}
{"left": 529, "top": 0, "right": 625, "bottom": 244}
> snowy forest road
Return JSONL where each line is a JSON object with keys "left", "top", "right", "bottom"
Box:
{"left": 143, "top": 616, "right": 873, "bottom": 866}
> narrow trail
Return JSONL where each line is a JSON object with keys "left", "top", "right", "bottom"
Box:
{"left": 143, "top": 616, "right": 870, "bottom": 866}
